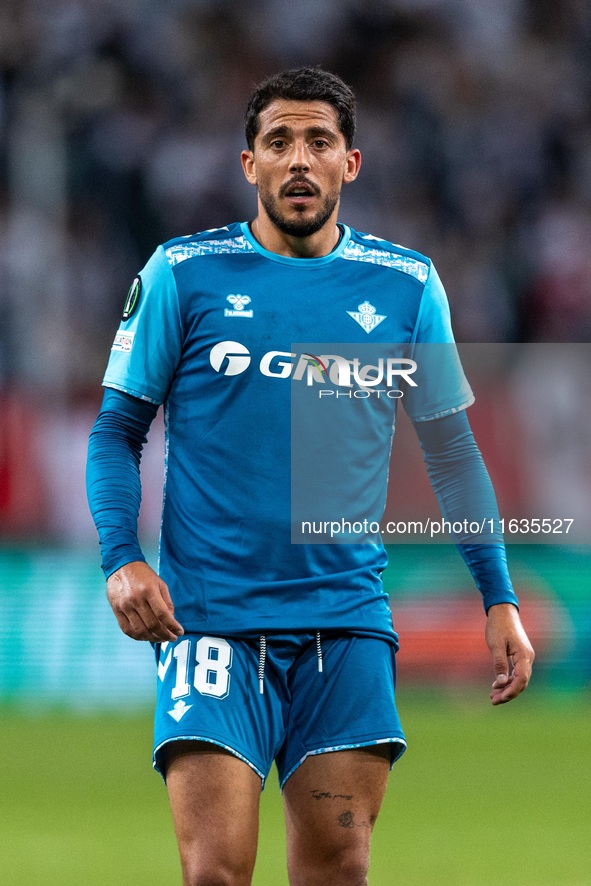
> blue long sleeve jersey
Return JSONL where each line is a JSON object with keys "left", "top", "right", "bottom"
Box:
{"left": 87, "top": 222, "right": 518, "bottom": 640}
{"left": 87, "top": 390, "right": 517, "bottom": 621}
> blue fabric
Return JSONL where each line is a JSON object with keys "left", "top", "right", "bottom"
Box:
{"left": 404, "top": 264, "right": 475, "bottom": 421}
{"left": 153, "top": 632, "right": 406, "bottom": 789}
{"left": 86, "top": 388, "right": 157, "bottom": 577}
{"left": 414, "top": 410, "right": 518, "bottom": 612}
{"left": 88, "top": 223, "right": 522, "bottom": 634}
{"left": 103, "top": 244, "right": 183, "bottom": 405}
{"left": 94, "top": 222, "right": 477, "bottom": 638}
{"left": 87, "top": 389, "right": 518, "bottom": 613}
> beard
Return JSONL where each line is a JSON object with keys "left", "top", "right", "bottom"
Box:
{"left": 258, "top": 183, "right": 340, "bottom": 238}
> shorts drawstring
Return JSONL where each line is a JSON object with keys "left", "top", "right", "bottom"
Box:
{"left": 259, "top": 635, "right": 267, "bottom": 694}
{"left": 315, "top": 630, "right": 323, "bottom": 673}
{"left": 258, "top": 632, "right": 323, "bottom": 694}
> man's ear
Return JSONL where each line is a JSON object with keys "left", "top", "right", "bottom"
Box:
{"left": 343, "top": 148, "right": 361, "bottom": 184}
{"left": 241, "top": 150, "right": 257, "bottom": 185}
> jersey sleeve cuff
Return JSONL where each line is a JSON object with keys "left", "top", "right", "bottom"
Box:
{"left": 407, "top": 394, "right": 475, "bottom": 422}
{"left": 482, "top": 594, "right": 520, "bottom": 614}
{"left": 100, "top": 537, "right": 147, "bottom": 579}
{"left": 102, "top": 380, "right": 163, "bottom": 406}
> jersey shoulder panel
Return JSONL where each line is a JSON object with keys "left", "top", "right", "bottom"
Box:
{"left": 343, "top": 229, "right": 431, "bottom": 284}
{"left": 162, "top": 223, "right": 255, "bottom": 267}
{"left": 103, "top": 244, "right": 183, "bottom": 405}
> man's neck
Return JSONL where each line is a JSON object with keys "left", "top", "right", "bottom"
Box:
{"left": 250, "top": 213, "right": 341, "bottom": 258}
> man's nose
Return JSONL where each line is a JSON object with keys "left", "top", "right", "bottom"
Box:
{"left": 289, "top": 142, "right": 311, "bottom": 172}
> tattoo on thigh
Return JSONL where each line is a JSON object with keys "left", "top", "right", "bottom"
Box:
{"left": 311, "top": 789, "right": 354, "bottom": 801}
{"left": 337, "top": 810, "right": 373, "bottom": 829}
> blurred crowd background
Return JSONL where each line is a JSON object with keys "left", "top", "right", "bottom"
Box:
{"left": 0, "top": 0, "right": 590, "bottom": 700}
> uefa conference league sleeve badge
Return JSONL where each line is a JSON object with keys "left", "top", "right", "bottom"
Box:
{"left": 122, "top": 276, "right": 142, "bottom": 321}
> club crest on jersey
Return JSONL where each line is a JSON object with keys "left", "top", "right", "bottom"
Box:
{"left": 225, "top": 294, "right": 253, "bottom": 317}
{"left": 347, "top": 301, "right": 386, "bottom": 334}
{"left": 122, "top": 276, "right": 142, "bottom": 320}
{"left": 168, "top": 700, "right": 192, "bottom": 722}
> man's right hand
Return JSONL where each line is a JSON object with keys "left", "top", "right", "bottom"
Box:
{"left": 106, "top": 561, "right": 184, "bottom": 642}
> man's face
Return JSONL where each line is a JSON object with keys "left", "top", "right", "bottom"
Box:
{"left": 242, "top": 100, "right": 360, "bottom": 238}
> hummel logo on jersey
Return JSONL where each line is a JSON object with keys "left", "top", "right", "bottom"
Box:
{"left": 225, "top": 294, "right": 253, "bottom": 317}
{"left": 347, "top": 301, "right": 386, "bottom": 334}
{"left": 168, "top": 700, "right": 192, "bottom": 722}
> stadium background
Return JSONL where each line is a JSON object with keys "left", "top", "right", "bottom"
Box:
{"left": 0, "top": 1, "right": 589, "bottom": 884}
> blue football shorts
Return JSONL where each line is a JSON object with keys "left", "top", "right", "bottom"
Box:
{"left": 153, "top": 631, "right": 406, "bottom": 789}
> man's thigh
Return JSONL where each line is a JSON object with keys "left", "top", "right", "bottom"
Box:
{"left": 277, "top": 633, "right": 405, "bottom": 885}
{"left": 283, "top": 745, "right": 391, "bottom": 886}
{"left": 165, "top": 741, "right": 261, "bottom": 886}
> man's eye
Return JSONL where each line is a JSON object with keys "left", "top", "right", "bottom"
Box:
{"left": 313, "top": 140, "right": 329, "bottom": 148}
{"left": 271, "top": 140, "right": 285, "bottom": 148}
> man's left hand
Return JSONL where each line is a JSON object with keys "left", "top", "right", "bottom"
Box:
{"left": 485, "top": 603, "right": 535, "bottom": 705}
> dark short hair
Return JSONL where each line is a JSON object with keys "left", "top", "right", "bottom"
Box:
{"left": 245, "top": 66, "right": 356, "bottom": 151}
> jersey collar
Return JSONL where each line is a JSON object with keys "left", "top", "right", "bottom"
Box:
{"left": 240, "top": 221, "right": 351, "bottom": 267}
